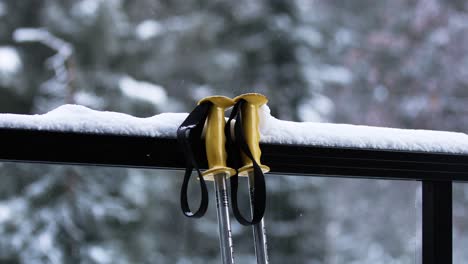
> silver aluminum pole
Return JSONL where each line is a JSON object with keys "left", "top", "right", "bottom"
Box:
{"left": 248, "top": 171, "right": 269, "bottom": 264}
{"left": 214, "top": 173, "right": 235, "bottom": 264}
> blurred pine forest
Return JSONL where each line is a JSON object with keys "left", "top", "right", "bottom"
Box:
{"left": 0, "top": 0, "right": 468, "bottom": 263}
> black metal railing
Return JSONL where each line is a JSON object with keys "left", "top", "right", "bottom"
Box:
{"left": 1, "top": 127, "right": 466, "bottom": 263}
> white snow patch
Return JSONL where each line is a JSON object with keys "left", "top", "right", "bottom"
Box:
{"left": 38, "top": 231, "right": 54, "bottom": 252}
{"left": 74, "top": 91, "right": 106, "bottom": 108}
{"left": 119, "top": 76, "right": 168, "bottom": 107}
{"left": 296, "top": 26, "right": 323, "bottom": 47}
{"left": 13, "top": 28, "right": 47, "bottom": 43}
{"left": 71, "top": 0, "right": 101, "bottom": 18}
{"left": 214, "top": 51, "right": 240, "bottom": 69}
{"left": 88, "top": 246, "right": 112, "bottom": 263}
{"left": 0, "top": 104, "right": 186, "bottom": 137}
{"left": 335, "top": 28, "right": 354, "bottom": 47}
{"left": 298, "top": 94, "right": 334, "bottom": 122}
{"left": 373, "top": 85, "right": 389, "bottom": 102}
{"left": 191, "top": 85, "right": 214, "bottom": 100}
{"left": 0, "top": 203, "right": 12, "bottom": 223}
{"left": 1, "top": 104, "right": 468, "bottom": 154}
{"left": 136, "top": 20, "right": 164, "bottom": 40}
{"left": 0, "top": 46, "right": 22, "bottom": 75}
{"left": 259, "top": 105, "right": 468, "bottom": 154}
{"left": 430, "top": 28, "right": 450, "bottom": 46}
{"left": 297, "top": 105, "right": 322, "bottom": 122}
{"left": 304, "top": 65, "right": 353, "bottom": 85}
{"left": 13, "top": 28, "right": 73, "bottom": 59}
{"left": 400, "top": 96, "right": 428, "bottom": 118}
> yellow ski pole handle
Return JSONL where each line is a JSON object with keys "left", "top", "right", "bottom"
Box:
{"left": 198, "top": 95, "right": 236, "bottom": 264}
{"left": 198, "top": 96, "right": 236, "bottom": 180}
{"left": 233, "top": 93, "right": 270, "bottom": 176}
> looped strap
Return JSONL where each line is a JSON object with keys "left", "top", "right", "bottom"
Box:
{"left": 225, "top": 99, "right": 266, "bottom": 226}
{"left": 177, "top": 102, "right": 212, "bottom": 218}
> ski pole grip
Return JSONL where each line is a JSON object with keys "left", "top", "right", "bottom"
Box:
{"left": 233, "top": 93, "right": 270, "bottom": 176}
{"left": 198, "top": 96, "right": 236, "bottom": 181}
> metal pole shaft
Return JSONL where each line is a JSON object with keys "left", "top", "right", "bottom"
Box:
{"left": 214, "top": 173, "right": 235, "bottom": 264}
{"left": 248, "top": 171, "right": 269, "bottom": 264}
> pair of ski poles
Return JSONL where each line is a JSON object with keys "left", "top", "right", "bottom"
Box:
{"left": 178, "top": 93, "right": 269, "bottom": 264}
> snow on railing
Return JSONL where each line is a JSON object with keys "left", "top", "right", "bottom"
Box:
{"left": 1, "top": 104, "right": 468, "bottom": 154}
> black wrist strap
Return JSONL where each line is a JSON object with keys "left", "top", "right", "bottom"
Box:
{"left": 177, "top": 102, "right": 212, "bottom": 218}
{"left": 225, "top": 99, "right": 266, "bottom": 226}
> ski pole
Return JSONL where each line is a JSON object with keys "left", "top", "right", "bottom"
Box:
{"left": 247, "top": 170, "right": 269, "bottom": 264}
{"left": 199, "top": 96, "right": 237, "bottom": 264}
{"left": 234, "top": 93, "right": 270, "bottom": 264}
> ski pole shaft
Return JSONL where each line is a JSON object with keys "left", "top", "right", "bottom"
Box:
{"left": 248, "top": 171, "right": 269, "bottom": 264}
{"left": 214, "top": 173, "right": 235, "bottom": 264}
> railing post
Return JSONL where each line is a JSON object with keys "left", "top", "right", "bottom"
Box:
{"left": 422, "top": 181, "right": 452, "bottom": 264}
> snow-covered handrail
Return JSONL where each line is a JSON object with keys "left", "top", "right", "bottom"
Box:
{"left": 0, "top": 103, "right": 467, "bottom": 181}
{"left": 1, "top": 104, "right": 468, "bottom": 154}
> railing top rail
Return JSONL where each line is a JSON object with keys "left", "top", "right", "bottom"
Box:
{"left": 1, "top": 128, "right": 467, "bottom": 181}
